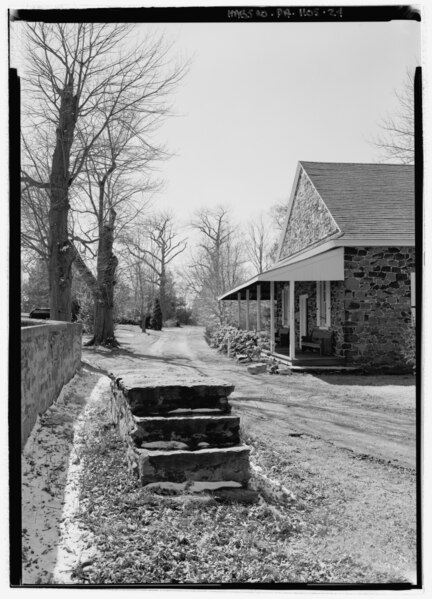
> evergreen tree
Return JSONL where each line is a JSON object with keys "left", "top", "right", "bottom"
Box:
{"left": 150, "top": 297, "right": 163, "bottom": 331}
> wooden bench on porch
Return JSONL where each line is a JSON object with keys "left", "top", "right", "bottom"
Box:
{"left": 276, "top": 327, "right": 290, "bottom": 348}
{"left": 301, "top": 328, "right": 333, "bottom": 356}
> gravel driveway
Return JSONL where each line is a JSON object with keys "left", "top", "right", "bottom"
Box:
{"left": 83, "top": 325, "right": 416, "bottom": 469}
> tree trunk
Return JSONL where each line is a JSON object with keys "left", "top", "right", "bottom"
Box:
{"left": 140, "top": 304, "right": 146, "bottom": 332}
{"left": 159, "top": 266, "right": 167, "bottom": 322}
{"left": 91, "top": 209, "right": 119, "bottom": 346}
{"left": 48, "top": 75, "right": 77, "bottom": 321}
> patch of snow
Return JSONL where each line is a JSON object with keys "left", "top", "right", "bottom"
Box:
{"left": 21, "top": 370, "right": 111, "bottom": 584}
{"left": 145, "top": 481, "right": 188, "bottom": 492}
{"left": 188, "top": 481, "right": 242, "bottom": 492}
{"left": 53, "top": 375, "right": 110, "bottom": 584}
{"left": 250, "top": 462, "right": 296, "bottom": 503}
{"left": 141, "top": 440, "right": 189, "bottom": 450}
{"left": 144, "top": 480, "right": 242, "bottom": 493}
{"left": 167, "top": 408, "right": 223, "bottom": 414}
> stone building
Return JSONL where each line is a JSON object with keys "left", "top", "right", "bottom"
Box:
{"left": 219, "top": 161, "right": 416, "bottom": 371}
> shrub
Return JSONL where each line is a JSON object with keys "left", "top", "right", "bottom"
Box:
{"left": 401, "top": 326, "right": 416, "bottom": 372}
{"left": 164, "top": 318, "right": 180, "bottom": 327}
{"left": 115, "top": 317, "right": 140, "bottom": 326}
{"left": 208, "top": 324, "right": 270, "bottom": 361}
{"left": 175, "top": 306, "right": 195, "bottom": 325}
{"left": 77, "top": 294, "right": 94, "bottom": 334}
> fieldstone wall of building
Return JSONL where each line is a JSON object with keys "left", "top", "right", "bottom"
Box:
{"left": 333, "top": 247, "right": 415, "bottom": 370}
{"left": 279, "top": 171, "right": 339, "bottom": 260}
{"left": 330, "top": 280, "right": 345, "bottom": 358}
{"left": 21, "top": 319, "right": 82, "bottom": 449}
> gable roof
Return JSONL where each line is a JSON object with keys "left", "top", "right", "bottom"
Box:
{"left": 299, "top": 161, "right": 415, "bottom": 243}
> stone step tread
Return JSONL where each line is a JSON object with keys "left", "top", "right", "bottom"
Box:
{"left": 140, "top": 441, "right": 236, "bottom": 451}
{"left": 111, "top": 370, "right": 234, "bottom": 395}
{"left": 131, "top": 444, "right": 250, "bottom": 486}
{"left": 133, "top": 415, "right": 240, "bottom": 423}
{"left": 163, "top": 408, "right": 232, "bottom": 416}
{"left": 135, "top": 444, "right": 250, "bottom": 457}
{"left": 131, "top": 413, "right": 240, "bottom": 449}
{"left": 123, "top": 394, "right": 231, "bottom": 417}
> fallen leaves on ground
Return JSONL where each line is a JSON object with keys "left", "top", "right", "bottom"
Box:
{"left": 74, "top": 408, "right": 414, "bottom": 585}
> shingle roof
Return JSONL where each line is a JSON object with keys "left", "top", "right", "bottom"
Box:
{"left": 299, "top": 161, "right": 415, "bottom": 242}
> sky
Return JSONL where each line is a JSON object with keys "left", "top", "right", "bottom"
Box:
{"left": 10, "top": 15, "right": 420, "bottom": 230}
{"left": 10, "top": 13, "right": 421, "bottom": 274}
{"left": 137, "top": 19, "right": 420, "bottom": 225}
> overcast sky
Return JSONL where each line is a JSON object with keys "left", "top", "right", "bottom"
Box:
{"left": 10, "top": 15, "right": 420, "bottom": 229}
{"left": 142, "top": 19, "right": 420, "bottom": 224}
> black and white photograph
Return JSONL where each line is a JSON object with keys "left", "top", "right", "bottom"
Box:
{"left": 9, "top": 3, "right": 424, "bottom": 590}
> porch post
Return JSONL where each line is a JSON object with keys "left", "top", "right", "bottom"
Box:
{"left": 270, "top": 281, "right": 275, "bottom": 352}
{"left": 237, "top": 292, "right": 241, "bottom": 327}
{"left": 256, "top": 283, "right": 261, "bottom": 332}
{"left": 246, "top": 289, "right": 250, "bottom": 330}
{"left": 289, "top": 280, "right": 295, "bottom": 359}
{"left": 325, "top": 281, "right": 331, "bottom": 327}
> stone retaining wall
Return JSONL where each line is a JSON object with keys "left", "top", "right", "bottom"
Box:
{"left": 21, "top": 319, "right": 82, "bottom": 449}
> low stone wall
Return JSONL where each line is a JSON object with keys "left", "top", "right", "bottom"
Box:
{"left": 21, "top": 319, "right": 82, "bottom": 449}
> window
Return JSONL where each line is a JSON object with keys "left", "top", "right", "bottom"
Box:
{"left": 411, "top": 272, "right": 416, "bottom": 325}
{"left": 317, "top": 281, "right": 331, "bottom": 328}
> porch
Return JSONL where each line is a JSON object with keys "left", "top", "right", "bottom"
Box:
{"left": 218, "top": 247, "right": 351, "bottom": 369}
{"left": 264, "top": 348, "right": 355, "bottom": 371}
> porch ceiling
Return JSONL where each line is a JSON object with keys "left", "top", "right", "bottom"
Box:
{"left": 219, "top": 248, "right": 344, "bottom": 300}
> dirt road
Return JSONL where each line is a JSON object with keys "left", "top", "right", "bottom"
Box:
{"left": 82, "top": 325, "right": 416, "bottom": 469}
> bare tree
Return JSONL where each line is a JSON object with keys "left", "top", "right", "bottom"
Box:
{"left": 266, "top": 199, "right": 290, "bottom": 263}
{"left": 245, "top": 215, "right": 273, "bottom": 274}
{"left": 20, "top": 139, "right": 53, "bottom": 273}
{"left": 269, "top": 199, "right": 289, "bottom": 231}
{"left": 69, "top": 111, "right": 160, "bottom": 345}
{"left": 20, "top": 22, "right": 186, "bottom": 321}
{"left": 21, "top": 186, "right": 50, "bottom": 268}
{"left": 118, "top": 230, "right": 160, "bottom": 330}
{"left": 122, "top": 212, "right": 187, "bottom": 323}
{"left": 185, "top": 207, "right": 247, "bottom": 323}
{"left": 373, "top": 71, "right": 415, "bottom": 165}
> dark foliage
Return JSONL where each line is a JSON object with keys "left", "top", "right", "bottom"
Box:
{"left": 150, "top": 297, "right": 163, "bottom": 331}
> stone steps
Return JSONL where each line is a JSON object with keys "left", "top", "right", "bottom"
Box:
{"left": 131, "top": 414, "right": 240, "bottom": 449}
{"left": 110, "top": 370, "right": 250, "bottom": 490}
